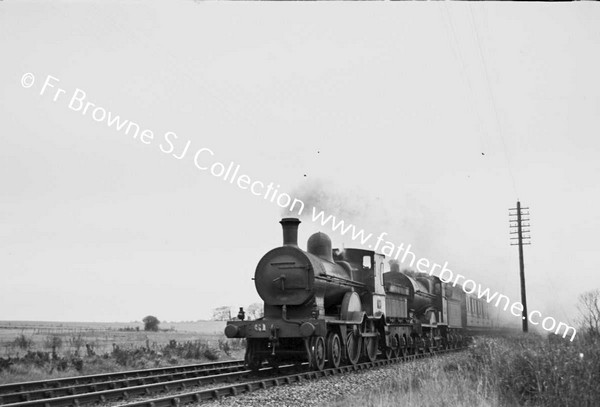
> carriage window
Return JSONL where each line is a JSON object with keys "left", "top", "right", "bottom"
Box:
{"left": 380, "top": 262, "right": 384, "bottom": 285}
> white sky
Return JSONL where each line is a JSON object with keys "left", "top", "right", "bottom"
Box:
{"left": 1, "top": 2, "right": 599, "bottom": 329}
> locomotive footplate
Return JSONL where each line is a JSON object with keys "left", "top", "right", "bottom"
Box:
{"left": 225, "top": 318, "right": 327, "bottom": 339}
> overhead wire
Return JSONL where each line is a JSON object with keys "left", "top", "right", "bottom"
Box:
{"left": 440, "top": 3, "right": 489, "bottom": 157}
{"left": 467, "top": 4, "right": 519, "bottom": 198}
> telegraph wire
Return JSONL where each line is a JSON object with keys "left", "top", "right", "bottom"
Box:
{"left": 468, "top": 5, "right": 519, "bottom": 197}
{"left": 440, "top": 4, "right": 489, "bottom": 156}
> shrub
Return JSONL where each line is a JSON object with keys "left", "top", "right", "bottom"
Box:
{"left": 43, "top": 335, "right": 63, "bottom": 352}
{"left": 0, "top": 357, "right": 13, "bottom": 372}
{"left": 12, "top": 334, "right": 33, "bottom": 351}
{"left": 22, "top": 351, "right": 51, "bottom": 367}
{"left": 159, "top": 340, "right": 220, "bottom": 362}
{"left": 203, "top": 347, "right": 220, "bottom": 361}
{"left": 68, "top": 334, "right": 85, "bottom": 354}
{"left": 71, "top": 357, "right": 83, "bottom": 372}
{"left": 218, "top": 339, "right": 231, "bottom": 356}
{"left": 111, "top": 344, "right": 155, "bottom": 367}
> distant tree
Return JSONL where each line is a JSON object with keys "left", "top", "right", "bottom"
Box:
{"left": 578, "top": 289, "right": 600, "bottom": 338}
{"left": 247, "top": 303, "right": 264, "bottom": 320}
{"left": 142, "top": 315, "right": 160, "bottom": 331}
{"left": 212, "top": 306, "right": 231, "bottom": 321}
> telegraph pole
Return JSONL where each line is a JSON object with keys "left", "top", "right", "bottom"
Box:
{"left": 509, "top": 201, "right": 531, "bottom": 332}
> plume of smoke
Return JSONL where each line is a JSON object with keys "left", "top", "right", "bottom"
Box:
{"left": 286, "top": 177, "right": 445, "bottom": 263}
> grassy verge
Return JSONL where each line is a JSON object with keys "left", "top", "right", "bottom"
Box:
{"left": 335, "top": 334, "right": 600, "bottom": 407}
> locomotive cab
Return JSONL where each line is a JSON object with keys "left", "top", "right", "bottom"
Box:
{"left": 333, "top": 248, "right": 387, "bottom": 318}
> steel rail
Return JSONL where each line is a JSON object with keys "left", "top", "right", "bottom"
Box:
{"left": 0, "top": 360, "right": 243, "bottom": 395}
{"left": 0, "top": 363, "right": 302, "bottom": 407}
{"left": 120, "top": 348, "right": 464, "bottom": 407}
{"left": 0, "top": 362, "right": 246, "bottom": 404}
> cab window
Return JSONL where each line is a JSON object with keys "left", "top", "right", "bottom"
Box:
{"left": 362, "top": 255, "right": 371, "bottom": 269}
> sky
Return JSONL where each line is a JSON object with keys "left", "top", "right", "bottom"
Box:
{"left": 1, "top": 1, "right": 599, "bottom": 332}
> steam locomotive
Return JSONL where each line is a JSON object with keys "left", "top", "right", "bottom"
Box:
{"left": 225, "top": 218, "right": 492, "bottom": 370}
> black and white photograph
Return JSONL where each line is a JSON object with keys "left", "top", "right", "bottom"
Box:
{"left": 1, "top": 1, "right": 599, "bottom": 406}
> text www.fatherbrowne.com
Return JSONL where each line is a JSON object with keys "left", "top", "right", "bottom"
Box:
{"left": 23, "top": 73, "right": 577, "bottom": 341}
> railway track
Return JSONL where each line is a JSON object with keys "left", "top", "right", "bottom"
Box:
{"left": 0, "top": 360, "right": 245, "bottom": 406}
{"left": 120, "top": 348, "right": 463, "bottom": 407}
{"left": 1, "top": 347, "right": 463, "bottom": 407}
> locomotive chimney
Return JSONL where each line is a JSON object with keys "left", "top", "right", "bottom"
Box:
{"left": 280, "top": 218, "right": 301, "bottom": 247}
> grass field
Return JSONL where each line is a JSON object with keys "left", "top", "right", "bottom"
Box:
{"left": 335, "top": 333, "right": 600, "bottom": 407}
{"left": 0, "top": 320, "right": 244, "bottom": 384}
